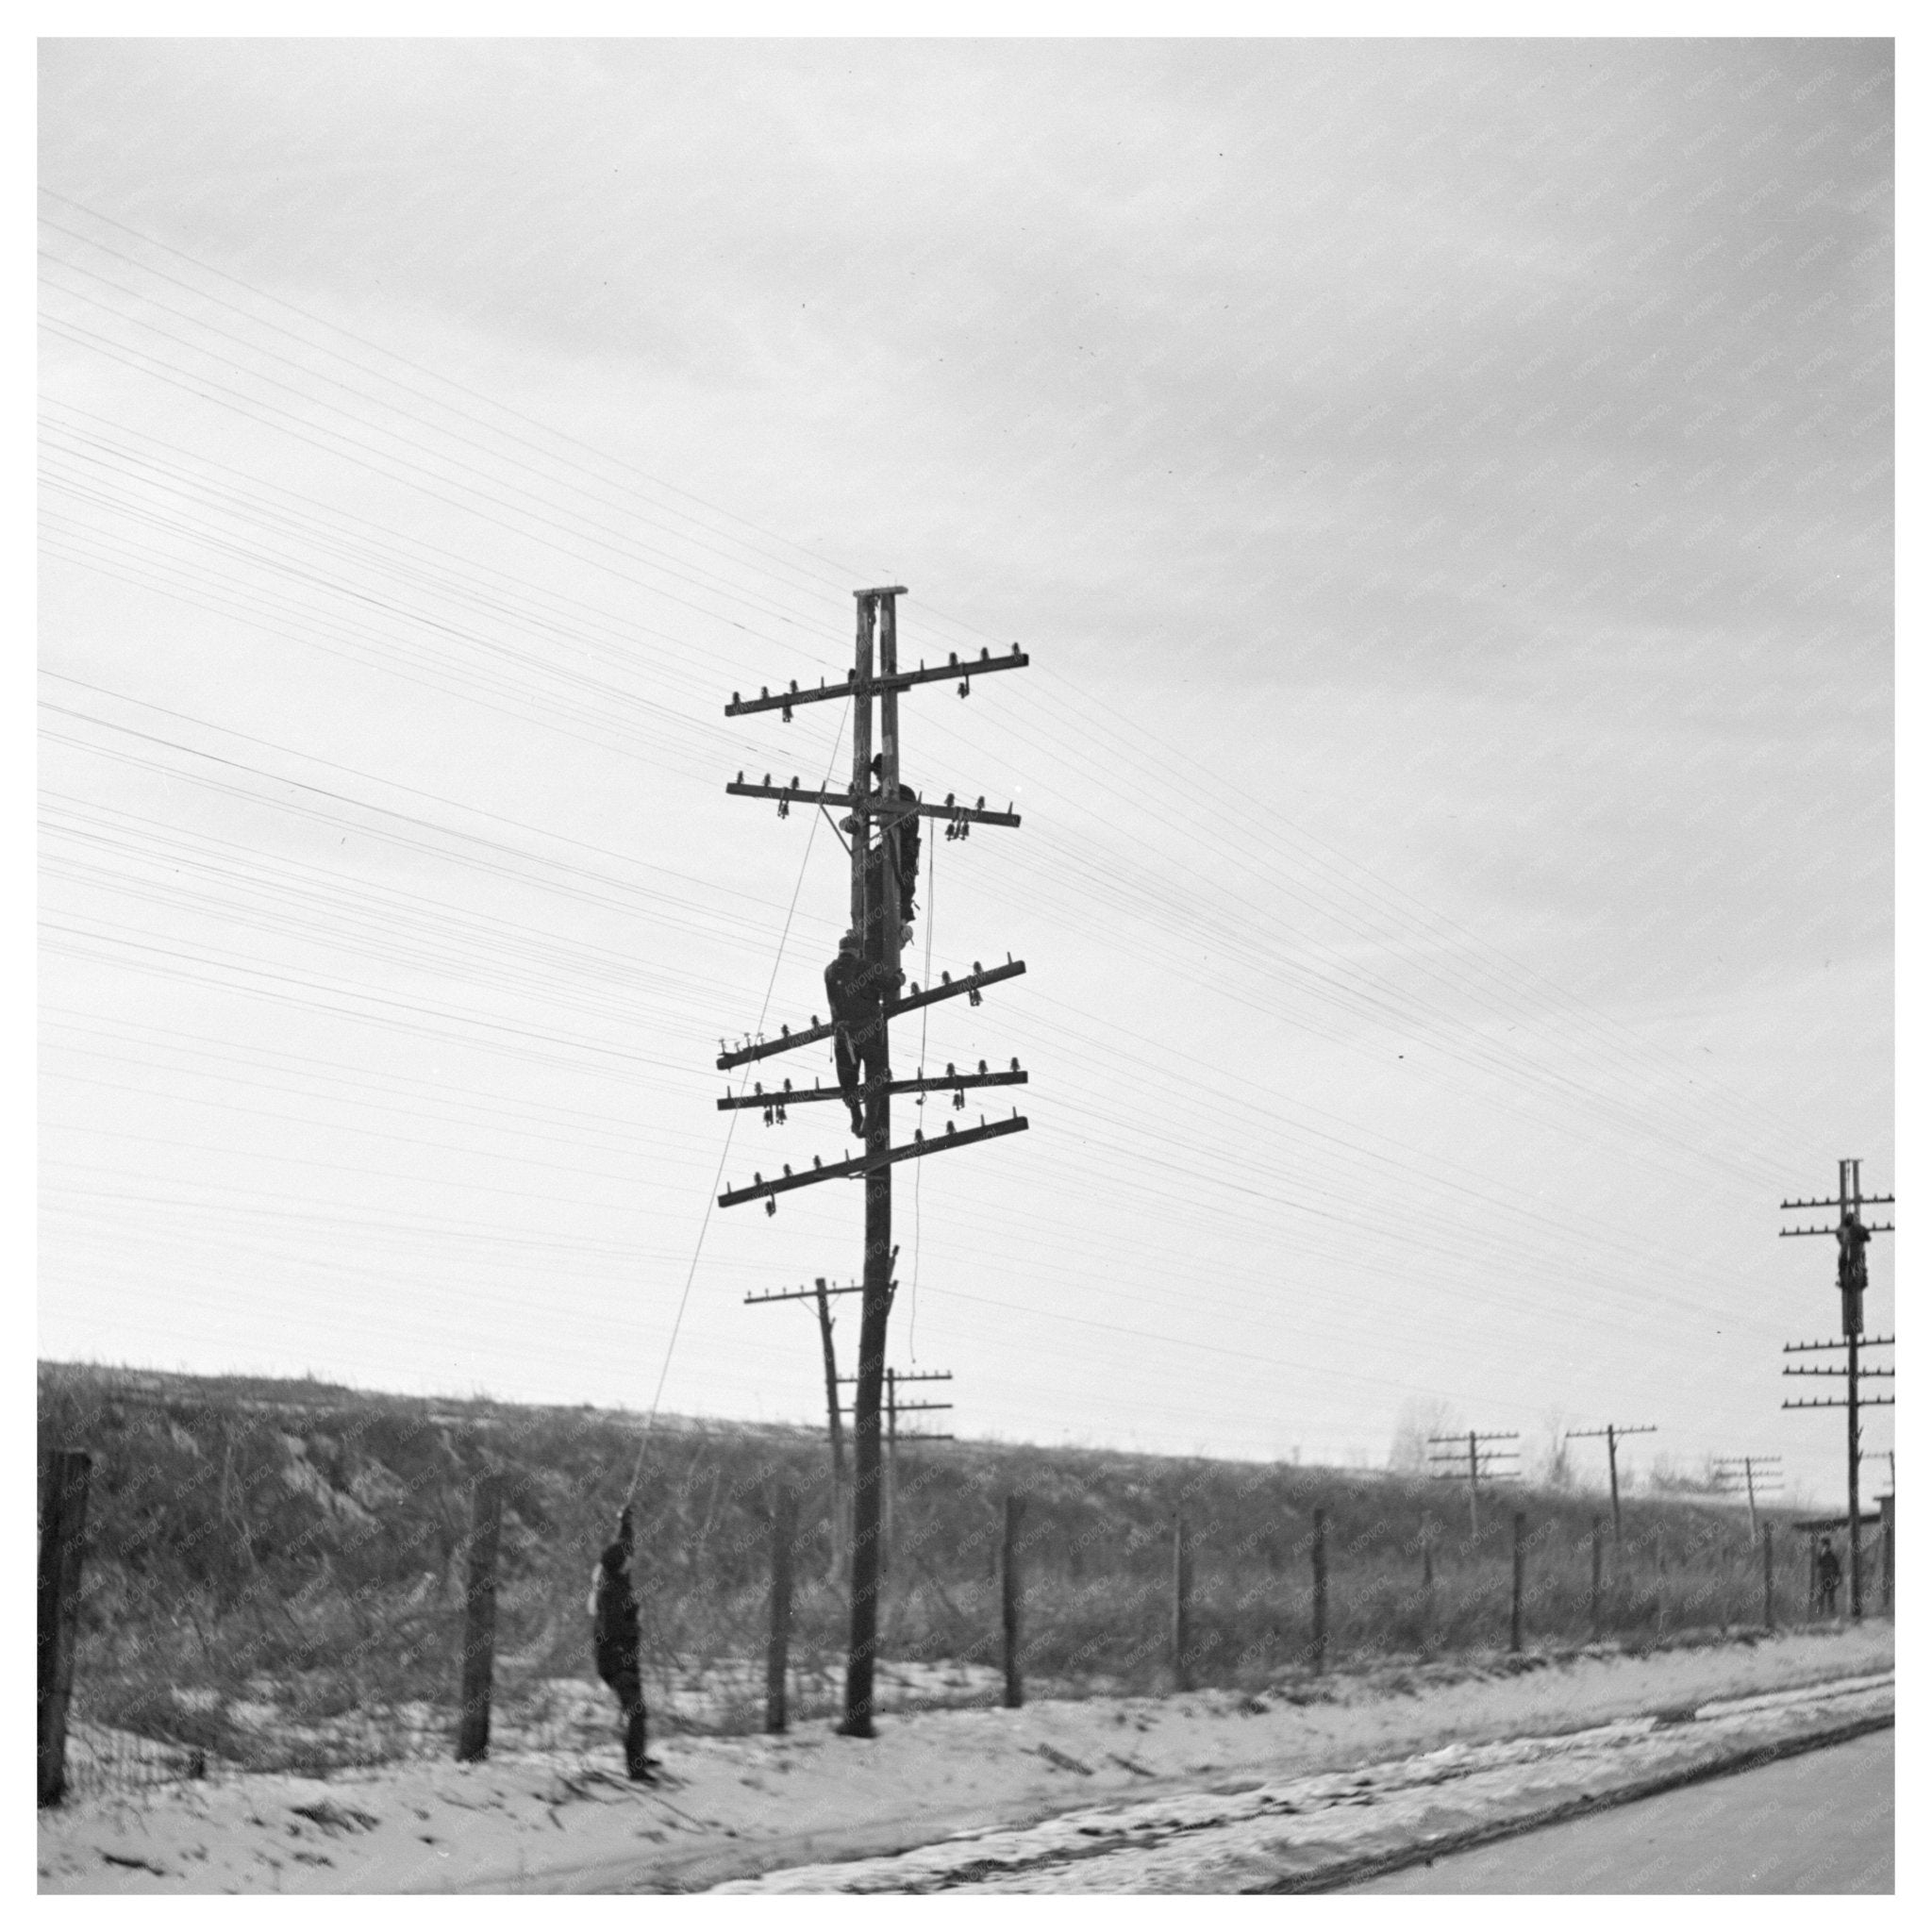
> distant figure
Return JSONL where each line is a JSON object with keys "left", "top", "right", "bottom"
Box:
{"left": 1816, "top": 1535, "right": 1842, "bottom": 1617}
{"left": 824, "top": 930, "right": 888, "bottom": 1139}
{"left": 591, "top": 1506, "right": 656, "bottom": 1781}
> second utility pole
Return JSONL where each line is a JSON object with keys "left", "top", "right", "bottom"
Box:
{"left": 1780, "top": 1157, "right": 1897, "bottom": 1622}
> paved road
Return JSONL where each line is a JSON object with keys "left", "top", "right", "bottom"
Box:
{"left": 1349, "top": 1726, "right": 1892, "bottom": 1893}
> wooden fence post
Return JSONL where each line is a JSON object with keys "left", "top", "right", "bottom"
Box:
{"left": 38, "top": 1450, "right": 93, "bottom": 1808}
{"left": 1881, "top": 1494, "right": 1894, "bottom": 1616}
{"left": 1002, "top": 1493, "right": 1024, "bottom": 1708}
{"left": 1761, "top": 1522, "right": 1776, "bottom": 1632}
{"left": 766, "top": 1483, "right": 795, "bottom": 1734}
{"left": 1311, "top": 1507, "right": 1328, "bottom": 1674}
{"left": 1420, "top": 1520, "right": 1434, "bottom": 1657}
{"left": 1172, "top": 1516, "right": 1192, "bottom": 1691}
{"left": 1589, "top": 1515, "right": 1604, "bottom": 1642}
{"left": 456, "top": 1472, "right": 502, "bottom": 1763}
{"left": 1509, "top": 1510, "right": 1525, "bottom": 1654}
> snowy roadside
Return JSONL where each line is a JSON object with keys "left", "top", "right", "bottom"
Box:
{"left": 714, "top": 1673, "right": 1893, "bottom": 1892}
{"left": 37, "top": 1624, "right": 1892, "bottom": 1894}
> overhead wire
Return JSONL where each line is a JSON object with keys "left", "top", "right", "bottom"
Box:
{"left": 45, "top": 242, "right": 1792, "bottom": 1190}
{"left": 38, "top": 219, "right": 846, "bottom": 636}
{"left": 35, "top": 204, "right": 1838, "bottom": 1449}
{"left": 32, "top": 192, "right": 1825, "bottom": 1177}
{"left": 42, "top": 664, "right": 1777, "bottom": 1344}
{"left": 38, "top": 189, "right": 872, "bottom": 614}
{"left": 42, "top": 703, "right": 1769, "bottom": 1352}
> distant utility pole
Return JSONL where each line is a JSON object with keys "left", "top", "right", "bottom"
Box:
{"left": 743, "top": 1277, "right": 863, "bottom": 1577}
{"left": 1428, "top": 1430, "right": 1520, "bottom": 1536}
{"left": 1712, "top": 1455, "right": 1783, "bottom": 1546}
{"left": 718, "top": 591, "right": 1029, "bottom": 1736}
{"left": 1564, "top": 1423, "right": 1657, "bottom": 1544}
{"left": 1780, "top": 1158, "right": 1897, "bottom": 1622}
{"left": 838, "top": 1368, "right": 955, "bottom": 1574}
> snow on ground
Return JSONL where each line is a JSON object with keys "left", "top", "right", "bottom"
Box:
{"left": 36, "top": 1625, "right": 1892, "bottom": 1894}
{"left": 716, "top": 1674, "right": 1894, "bottom": 1892}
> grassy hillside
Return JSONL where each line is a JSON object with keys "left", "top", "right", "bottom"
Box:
{"left": 39, "top": 1361, "right": 1842, "bottom": 1784}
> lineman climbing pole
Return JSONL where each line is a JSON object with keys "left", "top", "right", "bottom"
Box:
{"left": 716, "top": 588, "right": 1029, "bottom": 1736}
{"left": 1779, "top": 1158, "right": 1896, "bottom": 1623}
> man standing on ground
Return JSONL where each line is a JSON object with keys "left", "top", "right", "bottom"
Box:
{"left": 1816, "top": 1534, "right": 1842, "bottom": 1618}
{"left": 591, "top": 1506, "right": 657, "bottom": 1781}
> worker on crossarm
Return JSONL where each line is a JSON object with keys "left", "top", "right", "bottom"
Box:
{"left": 1836, "top": 1209, "right": 1871, "bottom": 1291}
{"left": 590, "top": 1505, "right": 657, "bottom": 1781}
{"left": 887, "top": 781, "right": 922, "bottom": 936}
{"left": 857, "top": 784, "right": 922, "bottom": 945}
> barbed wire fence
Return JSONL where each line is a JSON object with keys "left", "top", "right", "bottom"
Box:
{"left": 39, "top": 1371, "right": 1876, "bottom": 1806}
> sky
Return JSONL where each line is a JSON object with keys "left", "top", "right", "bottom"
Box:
{"left": 37, "top": 37, "right": 1893, "bottom": 1509}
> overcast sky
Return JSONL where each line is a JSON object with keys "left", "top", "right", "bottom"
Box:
{"left": 38, "top": 37, "right": 1892, "bottom": 1506}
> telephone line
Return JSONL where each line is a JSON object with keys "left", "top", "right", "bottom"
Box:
{"left": 40, "top": 200, "right": 858, "bottom": 626}
{"left": 40, "top": 302, "right": 818, "bottom": 656}
{"left": 39, "top": 196, "right": 1807, "bottom": 1174}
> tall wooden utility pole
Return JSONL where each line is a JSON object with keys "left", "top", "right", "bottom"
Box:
{"left": 717, "top": 590, "right": 1030, "bottom": 1737}
{"left": 1427, "top": 1430, "right": 1519, "bottom": 1537}
{"left": 1780, "top": 1158, "right": 1896, "bottom": 1622}
{"left": 1565, "top": 1423, "right": 1657, "bottom": 1544}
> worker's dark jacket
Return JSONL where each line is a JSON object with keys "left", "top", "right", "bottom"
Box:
{"left": 890, "top": 789, "right": 921, "bottom": 896}
{"left": 1837, "top": 1221, "right": 1871, "bottom": 1291}
{"left": 862, "top": 791, "right": 922, "bottom": 918}
{"left": 824, "top": 951, "right": 888, "bottom": 1032}
{"left": 1817, "top": 1548, "right": 1842, "bottom": 1591}
{"left": 591, "top": 1544, "right": 641, "bottom": 1686}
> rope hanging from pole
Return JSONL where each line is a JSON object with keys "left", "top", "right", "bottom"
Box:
{"left": 624, "top": 699, "right": 853, "bottom": 1506}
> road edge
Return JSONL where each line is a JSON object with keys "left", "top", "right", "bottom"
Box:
{"left": 1266, "top": 1710, "right": 1896, "bottom": 1894}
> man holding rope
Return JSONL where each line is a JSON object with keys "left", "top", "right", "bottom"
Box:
{"left": 590, "top": 1505, "right": 658, "bottom": 1782}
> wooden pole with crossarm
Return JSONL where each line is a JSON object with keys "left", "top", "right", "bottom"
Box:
{"left": 1428, "top": 1429, "right": 1519, "bottom": 1538}
{"left": 1779, "top": 1158, "right": 1897, "bottom": 1622}
{"left": 1565, "top": 1423, "right": 1657, "bottom": 1545}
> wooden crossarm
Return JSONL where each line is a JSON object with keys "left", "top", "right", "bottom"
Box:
{"left": 728, "top": 778, "right": 1020, "bottom": 828}
{"left": 724, "top": 644, "right": 1028, "bottom": 717}
{"left": 718, "top": 1067, "right": 1026, "bottom": 1109}
{"left": 716, "top": 959, "right": 1026, "bottom": 1071}
{"left": 719, "top": 1115, "right": 1028, "bottom": 1208}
